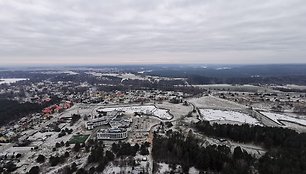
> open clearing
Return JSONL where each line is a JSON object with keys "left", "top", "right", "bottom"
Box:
{"left": 199, "top": 109, "right": 261, "bottom": 125}
{"left": 156, "top": 101, "right": 193, "bottom": 120}
{"left": 189, "top": 95, "right": 247, "bottom": 110}
{"left": 0, "top": 78, "right": 29, "bottom": 84}
{"left": 261, "top": 112, "right": 306, "bottom": 126}
{"left": 194, "top": 84, "right": 274, "bottom": 92}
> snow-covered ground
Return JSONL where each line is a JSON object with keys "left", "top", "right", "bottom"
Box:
{"left": 0, "top": 78, "right": 29, "bottom": 84}
{"left": 87, "top": 72, "right": 151, "bottom": 81}
{"left": 193, "top": 84, "right": 271, "bottom": 92}
{"left": 137, "top": 70, "right": 152, "bottom": 74}
{"left": 261, "top": 112, "right": 306, "bottom": 126}
{"left": 103, "top": 164, "right": 134, "bottom": 174}
{"left": 0, "top": 146, "right": 33, "bottom": 156}
{"left": 156, "top": 102, "right": 193, "bottom": 120}
{"left": 155, "top": 163, "right": 170, "bottom": 174}
{"left": 103, "top": 156, "right": 150, "bottom": 174}
{"left": 27, "top": 132, "right": 54, "bottom": 141}
{"left": 216, "top": 67, "right": 232, "bottom": 70}
{"left": 189, "top": 167, "right": 200, "bottom": 174}
{"left": 100, "top": 105, "right": 173, "bottom": 120}
{"left": 38, "top": 71, "right": 79, "bottom": 75}
{"left": 194, "top": 132, "right": 266, "bottom": 158}
{"left": 189, "top": 95, "right": 247, "bottom": 110}
{"left": 86, "top": 72, "right": 186, "bottom": 82}
{"left": 13, "top": 104, "right": 93, "bottom": 173}
{"left": 155, "top": 163, "right": 184, "bottom": 174}
{"left": 199, "top": 109, "right": 261, "bottom": 125}
{"left": 273, "top": 84, "right": 306, "bottom": 90}
{"left": 250, "top": 103, "right": 273, "bottom": 111}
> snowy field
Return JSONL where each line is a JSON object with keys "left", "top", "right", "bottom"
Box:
{"left": 261, "top": 112, "right": 306, "bottom": 126}
{"left": 273, "top": 84, "right": 306, "bottom": 90}
{"left": 86, "top": 72, "right": 186, "bottom": 82}
{"left": 189, "top": 95, "right": 247, "bottom": 110}
{"left": 199, "top": 109, "right": 261, "bottom": 125}
{"left": 156, "top": 101, "right": 193, "bottom": 120}
{"left": 99, "top": 105, "right": 173, "bottom": 120}
{"left": 0, "top": 78, "right": 29, "bottom": 84}
{"left": 33, "top": 71, "right": 79, "bottom": 75}
{"left": 87, "top": 72, "right": 153, "bottom": 81}
{"left": 193, "top": 84, "right": 272, "bottom": 92}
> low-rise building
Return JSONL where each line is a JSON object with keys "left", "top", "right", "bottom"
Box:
{"left": 85, "top": 117, "right": 109, "bottom": 130}
{"left": 97, "top": 128, "right": 128, "bottom": 140}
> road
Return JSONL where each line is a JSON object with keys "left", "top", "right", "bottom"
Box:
{"left": 147, "top": 123, "right": 160, "bottom": 174}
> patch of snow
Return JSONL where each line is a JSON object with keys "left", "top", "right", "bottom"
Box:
{"left": 39, "top": 71, "right": 78, "bottom": 75}
{"left": 189, "top": 167, "right": 200, "bottom": 174}
{"left": 86, "top": 72, "right": 186, "bottom": 82}
{"left": 100, "top": 105, "right": 172, "bottom": 120}
{"left": 156, "top": 163, "right": 170, "bottom": 174}
{"left": 138, "top": 70, "right": 152, "bottom": 74}
{"left": 216, "top": 67, "right": 231, "bottom": 70}
{"left": 0, "top": 78, "right": 29, "bottom": 84}
{"left": 63, "top": 71, "right": 79, "bottom": 75}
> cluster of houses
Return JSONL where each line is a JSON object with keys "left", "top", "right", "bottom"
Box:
{"left": 42, "top": 101, "right": 73, "bottom": 116}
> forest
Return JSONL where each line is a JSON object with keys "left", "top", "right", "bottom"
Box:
{"left": 153, "top": 124, "right": 306, "bottom": 174}
{"left": 145, "top": 64, "right": 306, "bottom": 85}
{"left": 192, "top": 121, "right": 306, "bottom": 174}
{"left": 0, "top": 97, "right": 60, "bottom": 126}
{"left": 152, "top": 131, "right": 254, "bottom": 174}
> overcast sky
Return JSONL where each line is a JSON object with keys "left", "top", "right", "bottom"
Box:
{"left": 0, "top": 0, "right": 305, "bottom": 65}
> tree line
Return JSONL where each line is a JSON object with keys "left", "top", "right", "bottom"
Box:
{"left": 152, "top": 131, "right": 255, "bottom": 174}
{"left": 194, "top": 121, "right": 306, "bottom": 174}
{"left": 0, "top": 97, "right": 60, "bottom": 126}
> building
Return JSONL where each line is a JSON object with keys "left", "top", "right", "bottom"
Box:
{"left": 109, "top": 119, "right": 131, "bottom": 128}
{"left": 96, "top": 109, "right": 124, "bottom": 117}
{"left": 85, "top": 117, "right": 109, "bottom": 130}
{"left": 97, "top": 128, "right": 128, "bottom": 140}
{"left": 86, "top": 109, "right": 125, "bottom": 130}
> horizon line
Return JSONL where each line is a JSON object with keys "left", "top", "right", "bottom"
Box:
{"left": 1, "top": 62, "right": 306, "bottom": 68}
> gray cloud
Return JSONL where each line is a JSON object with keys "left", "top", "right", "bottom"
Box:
{"left": 0, "top": 0, "right": 305, "bottom": 64}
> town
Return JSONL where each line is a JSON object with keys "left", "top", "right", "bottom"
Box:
{"left": 1, "top": 66, "right": 306, "bottom": 174}
{"left": 1, "top": 0, "right": 306, "bottom": 173}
